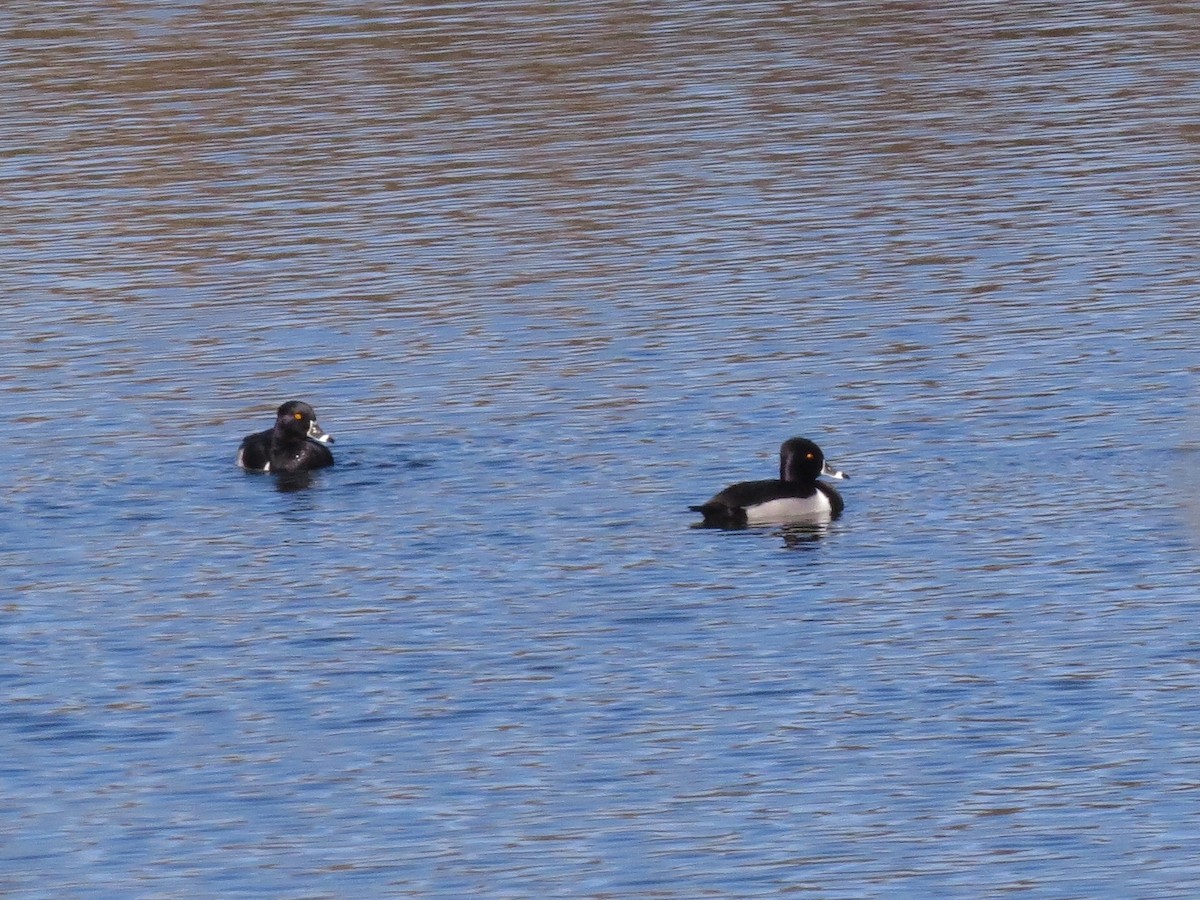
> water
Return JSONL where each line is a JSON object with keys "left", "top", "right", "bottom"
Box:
{"left": 3, "top": 2, "right": 1200, "bottom": 896}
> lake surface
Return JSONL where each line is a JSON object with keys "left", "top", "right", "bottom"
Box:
{"left": 3, "top": 2, "right": 1200, "bottom": 896}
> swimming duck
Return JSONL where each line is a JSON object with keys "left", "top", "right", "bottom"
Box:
{"left": 236, "top": 400, "right": 334, "bottom": 474}
{"left": 691, "top": 437, "right": 846, "bottom": 528}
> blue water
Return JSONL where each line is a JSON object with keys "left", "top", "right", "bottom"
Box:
{"left": 3, "top": 2, "right": 1200, "bottom": 896}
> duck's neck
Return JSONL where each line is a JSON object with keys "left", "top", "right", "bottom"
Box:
{"left": 272, "top": 426, "right": 308, "bottom": 453}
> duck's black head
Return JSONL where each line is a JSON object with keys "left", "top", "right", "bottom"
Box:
{"left": 779, "top": 437, "right": 846, "bottom": 483}
{"left": 274, "top": 400, "right": 334, "bottom": 445}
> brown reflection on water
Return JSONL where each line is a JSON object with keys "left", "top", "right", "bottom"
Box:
{"left": 7, "top": 2, "right": 1200, "bottom": 309}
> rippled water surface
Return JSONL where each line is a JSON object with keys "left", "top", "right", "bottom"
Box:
{"left": 3, "top": 2, "right": 1200, "bottom": 896}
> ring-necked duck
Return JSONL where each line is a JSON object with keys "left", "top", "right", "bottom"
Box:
{"left": 236, "top": 400, "right": 335, "bottom": 474}
{"left": 691, "top": 437, "right": 847, "bottom": 528}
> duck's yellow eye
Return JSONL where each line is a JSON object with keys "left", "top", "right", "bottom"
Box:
{"left": 294, "top": 412, "right": 304, "bottom": 421}
{"left": 806, "top": 452, "right": 815, "bottom": 460}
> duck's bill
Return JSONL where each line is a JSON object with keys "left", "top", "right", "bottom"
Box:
{"left": 308, "top": 421, "right": 335, "bottom": 444}
{"left": 822, "top": 460, "right": 847, "bottom": 480}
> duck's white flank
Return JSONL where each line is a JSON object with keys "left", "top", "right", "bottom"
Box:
{"left": 743, "top": 492, "right": 832, "bottom": 525}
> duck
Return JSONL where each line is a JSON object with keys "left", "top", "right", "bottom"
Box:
{"left": 236, "top": 400, "right": 335, "bottom": 474}
{"left": 691, "top": 437, "right": 846, "bottom": 528}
